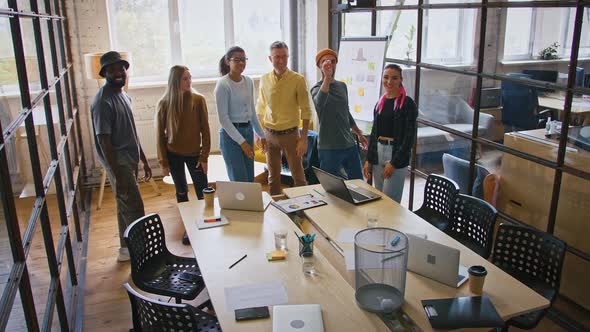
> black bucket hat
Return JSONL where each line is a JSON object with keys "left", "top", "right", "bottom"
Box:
{"left": 99, "top": 51, "right": 130, "bottom": 77}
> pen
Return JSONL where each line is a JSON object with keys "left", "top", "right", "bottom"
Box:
{"left": 228, "top": 254, "right": 247, "bottom": 269}
{"left": 204, "top": 217, "right": 222, "bottom": 223}
{"left": 312, "top": 189, "right": 325, "bottom": 197}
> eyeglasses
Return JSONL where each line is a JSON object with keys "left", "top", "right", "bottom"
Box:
{"left": 271, "top": 55, "right": 289, "bottom": 60}
{"left": 229, "top": 57, "right": 248, "bottom": 62}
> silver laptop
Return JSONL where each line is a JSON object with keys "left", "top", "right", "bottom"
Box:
{"left": 216, "top": 181, "right": 272, "bottom": 212}
{"left": 406, "top": 233, "right": 469, "bottom": 288}
{"left": 312, "top": 167, "right": 381, "bottom": 205}
{"left": 273, "top": 304, "right": 324, "bottom": 332}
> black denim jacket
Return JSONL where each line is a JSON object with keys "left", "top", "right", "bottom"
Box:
{"left": 366, "top": 96, "right": 418, "bottom": 168}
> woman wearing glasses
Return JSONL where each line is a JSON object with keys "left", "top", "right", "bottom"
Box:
{"left": 363, "top": 64, "right": 417, "bottom": 203}
{"left": 215, "top": 46, "right": 266, "bottom": 182}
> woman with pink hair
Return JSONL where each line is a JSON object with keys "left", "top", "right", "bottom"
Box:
{"left": 363, "top": 64, "right": 418, "bottom": 203}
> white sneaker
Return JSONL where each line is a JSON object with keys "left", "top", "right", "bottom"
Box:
{"left": 117, "top": 247, "right": 130, "bottom": 262}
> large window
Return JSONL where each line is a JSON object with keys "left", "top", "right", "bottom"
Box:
{"left": 107, "top": 0, "right": 288, "bottom": 82}
{"left": 504, "top": 7, "right": 590, "bottom": 60}
{"left": 349, "top": 1, "right": 477, "bottom": 65}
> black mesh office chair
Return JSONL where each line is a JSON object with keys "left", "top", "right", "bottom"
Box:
{"left": 491, "top": 224, "right": 567, "bottom": 331}
{"left": 446, "top": 194, "right": 497, "bottom": 259}
{"left": 124, "top": 213, "right": 211, "bottom": 309}
{"left": 414, "top": 174, "right": 459, "bottom": 231}
{"left": 124, "top": 283, "right": 220, "bottom": 332}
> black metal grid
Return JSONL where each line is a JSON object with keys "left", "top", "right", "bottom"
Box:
{"left": 0, "top": 0, "right": 85, "bottom": 330}
{"left": 331, "top": 0, "right": 589, "bottom": 328}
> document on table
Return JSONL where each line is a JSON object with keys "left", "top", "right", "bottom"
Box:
{"left": 224, "top": 280, "right": 288, "bottom": 310}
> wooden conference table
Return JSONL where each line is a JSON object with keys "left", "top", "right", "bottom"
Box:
{"left": 178, "top": 181, "right": 549, "bottom": 331}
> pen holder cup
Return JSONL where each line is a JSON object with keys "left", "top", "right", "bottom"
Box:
{"left": 299, "top": 241, "right": 314, "bottom": 257}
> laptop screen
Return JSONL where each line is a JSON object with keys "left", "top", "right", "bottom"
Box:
{"left": 312, "top": 167, "right": 354, "bottom": 203}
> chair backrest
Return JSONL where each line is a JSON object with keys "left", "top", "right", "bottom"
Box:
{"left": 442, "top": 153, "right": 490, "bottom": 199}
{"left": 501, "top": 73, "right": 540, "bottom": 130}
{"left": 447, "top": 194, "right": 497, "bottom": 259}
{"left": 124, "top": 213, "right": 170, "bottom": 282}
{"left": 421, "top": 174, "right": 459, "bottom": 219}
{"left": 123, "top": 283, "right": 220, "bottom": 332}
{"left": 491, "top": 224, "right": 567, "bottom": 302}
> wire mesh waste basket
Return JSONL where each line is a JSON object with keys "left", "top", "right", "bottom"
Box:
{"left": 354, "top": 228, "right": 408, "bottom": 313}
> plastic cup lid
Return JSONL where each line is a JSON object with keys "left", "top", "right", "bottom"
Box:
{"left": 468, "top": 265, "right": 488, "bottom": 277}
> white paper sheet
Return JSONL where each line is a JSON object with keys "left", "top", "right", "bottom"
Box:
{"left": 224, "top": 280, "right": 288, "bottom": 310}
{"left": 344, "top": 249, "right": 356, "bottom": 271}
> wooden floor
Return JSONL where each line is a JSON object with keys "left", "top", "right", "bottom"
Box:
{"left": 78, "top": 178, "right": 574, "bottom": 332}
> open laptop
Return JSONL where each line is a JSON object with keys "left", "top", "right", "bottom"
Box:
{"left": 312, "top": 167, "right": 381, "bottom": 205}
{"left": 406, "top": 233, "right": 469, "bottom": 288}
{"left": 273, "top": 304, "right": 324, "bottom": 332}
{"left": 216, "top": 181, "right": 272, "bottom": 212}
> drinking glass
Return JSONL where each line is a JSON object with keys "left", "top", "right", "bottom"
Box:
{"left": 274, "top": 230, "right": 288, "bottom": 250}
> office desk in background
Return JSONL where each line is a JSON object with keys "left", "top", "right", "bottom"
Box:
{"left": 497, "top": 128, "right": 590, "bottom": 310}
{"left": 538, "top": 93, "right": 590, "bottom": 125}
{"left": 284, "top": 181, "right": 549, "bottom": 331}
{"left": 177, "top": 197, "right": 390, "bottom": 332}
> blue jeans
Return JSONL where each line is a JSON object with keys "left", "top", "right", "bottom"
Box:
{"left": 167, "top": 151, "right": 208, "bottom": 202}
{"left": 219, "top": 125, "right": 255, "bottom": 182}
{"left": 371, "top": 143, "right": 408, "bottom": 203}
{"left": 318, "top": 146, "right": 363, "bottom": 180}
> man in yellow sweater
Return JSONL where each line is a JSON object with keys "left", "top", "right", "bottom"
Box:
{"left": 256, "top": 41, "right": 314, "bottom": 195}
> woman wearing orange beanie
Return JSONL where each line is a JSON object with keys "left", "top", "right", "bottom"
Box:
{"left": 310, "top": 48, "right": 367, "bottom": 180}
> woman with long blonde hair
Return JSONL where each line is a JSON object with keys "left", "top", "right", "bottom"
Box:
{"left": 156, "top": 65, "right": 210, "bottom": 244}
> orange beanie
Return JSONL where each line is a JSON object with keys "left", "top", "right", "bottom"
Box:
{"left": 315, "top": 48, "right": 338, "bottom": 68}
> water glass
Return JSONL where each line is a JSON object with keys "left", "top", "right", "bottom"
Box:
{"left": 367, "top": 210, "right": 379, "bottom": 228}
{"left": 274, "top": 230, "right": 288, "bottom": 251}
{"left": 301, "top": 253, "right": 316, "bottom": 275}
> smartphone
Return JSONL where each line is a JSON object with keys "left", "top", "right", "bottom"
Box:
{"left": 234, "top": 306, "right": 270, "bottom": 321}
{"left": 177, "top": 272, "right": 201, "bottom": 283}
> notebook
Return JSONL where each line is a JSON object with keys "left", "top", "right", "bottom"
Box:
{"left": 422, "top": 296, "right": 504, "bottom": 329}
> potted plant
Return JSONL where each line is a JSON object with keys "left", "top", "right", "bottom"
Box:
{"left": 539, "top": 42, "right": 559, "bottom": 60}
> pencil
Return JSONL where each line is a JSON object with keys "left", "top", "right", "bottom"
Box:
{"left": 228, "top": 254, "right": 247, "bottom": 269}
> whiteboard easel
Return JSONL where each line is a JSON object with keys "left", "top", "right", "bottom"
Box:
{"left": 335, "top": 37, "right": 388, "bottom": 122}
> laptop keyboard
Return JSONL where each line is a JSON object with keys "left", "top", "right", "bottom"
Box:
{"left": 350, "top": 190, "right": 369, "bottom": 201}
{"left": 458, "top": 274, "right": 466, "bottom": 283}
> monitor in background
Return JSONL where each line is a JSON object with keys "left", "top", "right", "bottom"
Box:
{"left": 522, "top": 69, "right": 558, "bottom": 93}
{"left": 576, "top": 67, "right": 585, "bottom": 87}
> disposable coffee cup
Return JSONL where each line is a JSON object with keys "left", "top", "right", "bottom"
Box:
{"left": 468, "top": 265, "right": 487, "bottom": 295}
{"left": 203, "top": 187, "right": 215, "bottom": 208}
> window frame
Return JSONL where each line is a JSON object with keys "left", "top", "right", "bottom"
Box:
{"left": 106, "top": 0, "right": 290, "bottom": 82}
{"left": 503, "top": 7, "right": 590, "bottom": 61}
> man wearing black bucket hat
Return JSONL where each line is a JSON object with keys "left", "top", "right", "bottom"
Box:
{"left": 90, "top": 51, "right": 152, "bottom": 262}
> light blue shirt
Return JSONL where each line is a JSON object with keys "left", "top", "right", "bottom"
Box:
{"left": 214, "top": 75, "right": 264, "bottom": 144}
